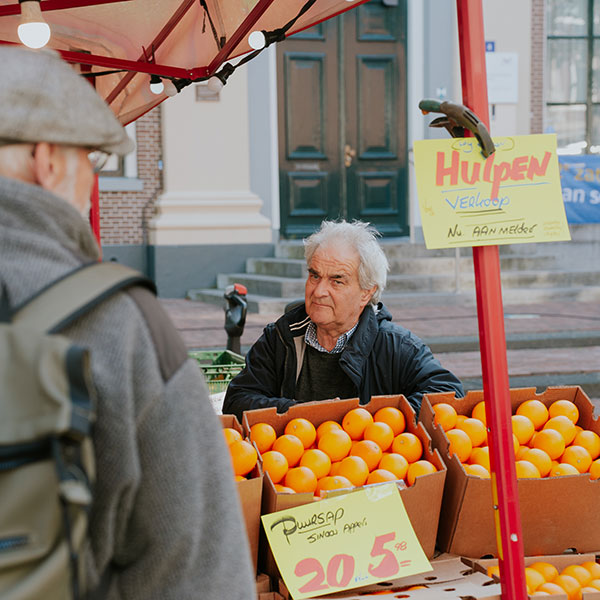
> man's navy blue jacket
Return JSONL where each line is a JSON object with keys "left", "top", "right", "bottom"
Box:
{"left": 223, "top": 303, "right": 464, "bottom": 422}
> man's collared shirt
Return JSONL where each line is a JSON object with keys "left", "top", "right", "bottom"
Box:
{"left": 304, "top": 320, "right": 358, "bottom": 354}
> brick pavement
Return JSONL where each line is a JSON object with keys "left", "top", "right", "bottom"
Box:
{"left": 162, "top": 297, "right": 600, "bottom": 404}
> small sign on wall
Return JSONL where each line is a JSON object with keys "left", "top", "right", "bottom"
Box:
{"left": 486, "top": 52, "right": 519, "bottom": 104}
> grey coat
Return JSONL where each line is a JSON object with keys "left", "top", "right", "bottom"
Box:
{"left": 0, "top": 176, "right": 256, "bottom": 600}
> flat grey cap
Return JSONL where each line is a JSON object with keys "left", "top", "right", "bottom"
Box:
{"left": 0, "top": 46, "right": 134, "bottom": 156}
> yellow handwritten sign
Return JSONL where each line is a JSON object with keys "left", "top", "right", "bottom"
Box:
{"left": 413, "top": 134, "right": 571, "bottom": 249}
{"left": 261, "top": 483, "right": 432, "bottom": 600}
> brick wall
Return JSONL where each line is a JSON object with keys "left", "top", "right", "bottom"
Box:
{"left": 99, "top": 106, "right": 162, "bottom": 245}
{"left": 530, "top": 0, "right": 545, "bottom": 134}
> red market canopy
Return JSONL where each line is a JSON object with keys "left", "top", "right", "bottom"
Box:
{"left": 0, "top": 0, "right": 368, "bottom": 123}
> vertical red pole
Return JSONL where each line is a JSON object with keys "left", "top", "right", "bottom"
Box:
{"left": 89, "top": 174, "right": 102, "bottom": 255}
{"left": 455, "top": 2, "right": 527, "bottom": 599}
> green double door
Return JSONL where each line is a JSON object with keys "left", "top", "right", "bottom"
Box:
{"left": 277, "top": 0, "right": 408, "bottom": 239}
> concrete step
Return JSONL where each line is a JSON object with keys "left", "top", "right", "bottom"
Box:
{"left": 214, "top": 268, "right": 600, "bottom": 298}
{"left": 187, "top": 288, "right": 297, "bottom": 315}
{"left": 246, "top": 257, "right": 306, "bottom": 278}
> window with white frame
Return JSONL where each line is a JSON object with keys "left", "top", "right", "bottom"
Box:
{"left": 98, "top": 122, "right": 144, "bottom": 191}
{"left": 546, "top": 0, "right": 600, "bottom": 154}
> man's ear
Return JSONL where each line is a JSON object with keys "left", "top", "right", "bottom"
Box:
{"left": 360, "top": 285, "right": 377, "bottom": 307}
{"left": 31, "top": 143, "right": 66, "bottom": 191}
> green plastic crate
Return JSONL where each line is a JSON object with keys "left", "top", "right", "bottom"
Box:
{"left": 189, "top": 350, "right": 245, "bottom": 394}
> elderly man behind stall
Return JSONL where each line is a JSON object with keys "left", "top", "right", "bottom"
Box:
{"left": 0, "top": 47, "right": 255, "bottom": 600}
{"left": 223, "top": 220, "right": 464, "bottom": 421}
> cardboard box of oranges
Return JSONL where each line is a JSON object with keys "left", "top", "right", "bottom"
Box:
{"left": 420, "top": 386, "right": 600, "bottom": 558}
{"left": 241, "top": 394, "right": 446, "bottom": 572}
{"left": 220, "top": 414, "right": 263, "bottom": 573}
{"left": 468, "top": 553, "right": 600, "bottom": 598}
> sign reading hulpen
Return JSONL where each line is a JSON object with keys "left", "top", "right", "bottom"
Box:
{"left": 414, "top": 134, "right": 571, "bottom": 249}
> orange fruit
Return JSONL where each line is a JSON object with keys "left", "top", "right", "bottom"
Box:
{"left": 549, "top": 462, "right": 580, "bottom": 477}
{"left": 378, "top": 453, "right": 409, "bottom": 480}
{"left": 512, "top": 414, "right": 535, "bottom": 445}
{"left": 515, "top": 460, "right": 541, "bottom": 478}
{"left": 391, "top": 432, "right": 423, "bottom": 463}
{"left": 553, "top": 574, "right": 582, "bottom": 600}
{"left": 513, "top": 433, "right": 520, "bottom": 457}
{"left": 329, "top": 460, "right": 342, "bottom": 476}
{"left": 318, "top": 429, "right": 353, "bottom": 462}
{"left": 530, "top": 561, "right": 559, "bottom": 583}
{"left": 470, "top": 446, "right": 491, "bottom": 471}
{"left": 526, "top": 567, "right": 547, "bottom": 592}
{"left": 548, "top": 399, "right": 579, "bottom": 424}
{"left": 261, "top": 450, "right": 289, "bottom": 483}
{"left": 521, "top": 448, "right": 553, "bottom": 477}
{"left": 590, "top": 459, "right": 600, "bottom": 480}
{"left": 223, "top": 427, "right": 242, "bottom": 446}
{"left": 587, "top": 578, "right": 600, "bottom": 591}
{"left": 406, "top": 460, "right": 437, "bottom": 486}
{"left": 432, "top": 403, "right": 458, "bottom": 432}
{"left": 342, "top": 408, "right": 373, "bottom": 440}
{"left": 446, "top": 428, "right": 473, "bottom": 463}
{"left": 560, "top": 445, "right": 592, "bottom": 474}
{"left": 532, "top": 428, "right": 566, "bottom": 460}
{"left": 471, "top": 400, "right": 487, "bottom": 425}
{"left": 515, "top": 445, "right": 530, "bottom": 461}
{"left": 374, "top": 406, "right": 406, "bottom": 435}
{"left": 537, "top": 581, "right": 571, "bottom": 595}
{"left": 544, "top": 415, "right": 577, "bottom": 446}
{"left": 300, "top": 448, "right": 332, "bottom": 479}
{"left": 229, "top": 439, "right": 258, "bottom": 476}
{"left": 366, "top": 469, "right": 398, "bottom": 484}
{"left": 274, "top": 484, "right": 295, "bottom": 493}
{"left": 315, "top": 475, "right": 353, "bottom": 495}
{"left": 581, "top": 562, "right": 600, "bottom": 580}
{"left": 250, "top": 422, "right": 277, "bottom": 453}
{"left": 363, "top": 421, "right": 395, "bottom": 451}
{"left": 285, "top": 418, "right": 317, "bottom": 449}
{"left": 457, "top": 417, "right": 487, "bottom": 447}
{"left": 561, "top": 565, "right": 592, "bottom": 587}
{"left": 316, "top": 420, "right": 343, "bottom": 440}
{"left": 337, "top": 455, "right": 370, "bottom": 486}
{"left": 573, "top": 430, "right": 600, "bottom": 460}
{"left": 285, "top": 466, "right": 318, "bottom": 493}
{"left": 234, "top": 474, "right": 246, "bottom": 482}
{"left": 464, "top": 463, "right": 490, "bottom": 478}
{"left": 350, "top": 440, "right": 383, "bottom": 471}
{"left": 456, "top": 414, "right": 468, "bottom": 426}
{"left": 516, "top": 399, "right": 549, "bottom": 430}
{"left": 273, "top": 434, "right": 305, "bottom": 467}
{"left": 487, "top": 565, "right": 500, "bottom": 579}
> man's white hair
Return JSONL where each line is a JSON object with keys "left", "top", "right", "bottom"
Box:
{"left": 303, "top": 220, "right": 389, "bottom": 305}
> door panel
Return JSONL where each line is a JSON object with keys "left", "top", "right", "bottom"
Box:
{"left": 278, "top": 0, "right": 407, "bottom": 238}
{"left": 278, "top": 20, "right": 340, "bottom": 238}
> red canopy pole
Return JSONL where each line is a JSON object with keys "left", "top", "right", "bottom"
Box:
{"left": 455, "top": 2, "right": 527, "bottom": 599}
{"left": 89, "top": 174, "right": 102, "bottom": 253}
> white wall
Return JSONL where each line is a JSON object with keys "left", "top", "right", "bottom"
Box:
{"left": 149, "top": 61, "right": 271, "bottom": 245}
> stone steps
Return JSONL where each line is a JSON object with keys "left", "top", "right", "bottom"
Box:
{"left": 188, "top": 232, "right": 600, "bottom": 314}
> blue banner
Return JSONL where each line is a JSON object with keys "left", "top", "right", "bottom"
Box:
{"left": 558, "top": 155, "right": 600, "bottom": 223}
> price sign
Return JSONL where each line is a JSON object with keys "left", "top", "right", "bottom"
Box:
{"left": 261, "top": 483, "right": 432, "bottom": 600}
{"left": 413, "top": 133, "right": 571, "bottom": 249}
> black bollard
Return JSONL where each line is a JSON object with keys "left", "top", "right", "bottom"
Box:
{"left": 224, "top": 283, "right": 247, "bottom": 355}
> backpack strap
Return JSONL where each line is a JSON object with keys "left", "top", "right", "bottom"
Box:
{"left": 12, "top": 262, "right": 156, "bottom": 333}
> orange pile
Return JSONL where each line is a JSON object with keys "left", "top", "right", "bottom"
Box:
{"left": 488, "top": 558, "right": 600, "bottom": 598}
{"left": 248, "top": 406, "right": 438, "bottom": 495}
{"left": 433, "top": 398, "right": 600, "bottom": 480}
{"left": 223, "top": 427, "right": 258, "bottom": 481}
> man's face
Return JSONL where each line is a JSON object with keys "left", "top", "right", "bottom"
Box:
{"left": 305, "top": 242, "right": 375, "bottom": 337}
{"left": 53, "top": 146, "right": 95, "bottom": 217}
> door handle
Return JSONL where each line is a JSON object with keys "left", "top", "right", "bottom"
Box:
{"left": 344, "top": 144, "right": 356, "bottom": 167}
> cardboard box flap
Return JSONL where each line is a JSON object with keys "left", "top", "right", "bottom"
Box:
{"left": 278, "top": 557, "right": 502, "bottom": 599}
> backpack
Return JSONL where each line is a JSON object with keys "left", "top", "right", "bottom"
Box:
{"left": 0, "top": 262, "right": 155, "bottom": 600}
